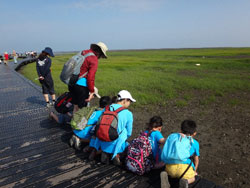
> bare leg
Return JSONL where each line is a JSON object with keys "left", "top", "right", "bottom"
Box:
{"left": 51, "top": 94, "right": 56, "bottom": 101}
{"left": 43, "top": 94, "right": 49, "bottom": 102}
{"left": 73, "top": 104, "right": 79, "bottom": 114}
{"left": 49, "top": 112, "right": 59, "bottom": 123}
{"left": 187, "top": 177, "right": 195, "bottom": 184}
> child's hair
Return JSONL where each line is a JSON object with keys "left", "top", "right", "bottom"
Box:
{"left": 111, "top": 96, "right": 130, "bottom": 103}
{"left": 147, "top": 116, "right": 163, "bottom": 130}
{"left": 99, "top": 96, "right": 111, "bottom": 108}
{"left": 38, "top": 52, "right": 48, "bottom": 60}
{"left": 181, "top": 120, "right": 197, "bottom": 135}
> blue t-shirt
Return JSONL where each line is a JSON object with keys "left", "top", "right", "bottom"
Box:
{"left": 183, "top": 138, "right": 200, "bottom": 170}
{"left": 76, "top": 77, "right": 87, "bottom": 87}
{"left": 145, "top": 130, "right": 164, "bottom": 162}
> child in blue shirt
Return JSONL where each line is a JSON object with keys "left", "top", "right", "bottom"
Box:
{"left": 161, "top": 120, "right": 200, "bottom": 188}
{"left": 69, "top": 96, "right": 111, "bottom": 152}
{"left": 144, "top": 116, "right": 165, "bottom": 168}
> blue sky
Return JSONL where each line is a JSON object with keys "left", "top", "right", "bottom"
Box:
{"left": 1, "top": 0, "right": 250, "bottom": 53}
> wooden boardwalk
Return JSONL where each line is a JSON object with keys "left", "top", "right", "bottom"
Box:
{"left": 0, "top": 59, "right": 159, "bottom": 188}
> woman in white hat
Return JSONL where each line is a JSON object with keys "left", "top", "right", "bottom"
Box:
{"left": 69, "top": 42, "right": 108, "bottom": 114}
{"left": 92, "top": 90, "right": 136, "bottom": 165}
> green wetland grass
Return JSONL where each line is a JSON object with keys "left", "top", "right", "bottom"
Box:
{"left": 20, "top": 48, "right": 250, "bottom": 106}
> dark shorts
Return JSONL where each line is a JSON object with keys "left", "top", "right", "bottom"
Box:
{"left": 68, "top": 84, "right": 89, "bottom": 108}
{"left": 39, "top": 73, "right": 55, "bottom": 95}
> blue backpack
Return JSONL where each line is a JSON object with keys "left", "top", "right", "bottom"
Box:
{"left": 161, "top": 133, "right": 193, "bottom": 164}
{"left": 60, "top": 52, "right": 95, "bottom": 85}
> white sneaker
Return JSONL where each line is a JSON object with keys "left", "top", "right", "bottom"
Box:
{"left": 179, "top": 178, "right": 188, "bottom": 188}
{"left": 160, "top": 171, "right": 170, "bottom": 188}
{"left": 74, "top": 135, "right": 81, "bottom": 150}
{"left": 69, "top": 136, "right": 75, "bottom": 147}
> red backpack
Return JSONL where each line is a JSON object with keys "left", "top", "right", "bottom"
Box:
{"left": 95, "top": 105, "right": 125, "bottom": 142}
{"left": 54, "top": 92, "right": 73, "bottom": 114}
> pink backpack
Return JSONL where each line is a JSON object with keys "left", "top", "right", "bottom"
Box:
{"left": 126, "top": 132, "right": 153, "bottom": 175}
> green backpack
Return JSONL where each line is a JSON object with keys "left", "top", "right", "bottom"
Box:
{"left": 70, "top": 106, "right": 96, "bottom": 130}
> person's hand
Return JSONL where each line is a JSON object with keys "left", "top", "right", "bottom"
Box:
{"left": 85, "top": 92, "right": 95, "bottom": 102}
{"left": 39, "top": 76, "right": 44, "bottom": 80}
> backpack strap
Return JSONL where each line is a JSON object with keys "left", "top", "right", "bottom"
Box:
{"left": 179, "top": 155, "right": 194, "bottom": 180}
{"left": 78, "top": 52, "right": 95, "bottom": 79}
{"left": 105, "top": 105, "right": 126, "bottom": 114}
{"left": 114, "top": 106, "right": 126, "bottom": 113}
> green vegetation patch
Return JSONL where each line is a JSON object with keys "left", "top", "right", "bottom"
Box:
{"left": 20, "top": 48, "right": 250, "bottom": 106}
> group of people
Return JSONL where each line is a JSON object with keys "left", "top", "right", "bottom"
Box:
{"left": 36, "top": 43, "right": 200, "bottom": 188}
{"left": 0, "top": 51, "right": 18, "bottom": 65}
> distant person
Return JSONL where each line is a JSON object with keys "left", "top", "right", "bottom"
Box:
{"left": 94, "top": 90, "right": 136, "bottom": 165}
{"left": 161, "top": 120, "right": 200, "bottom": 188}
{"left": 4, "top": 52, "right": 9, "bottom": 65}
{"left": 13, "top": 50, "right": 18, "bottom": 64}
{"left": 36, "top": 47, "right": 56, "bottom": 107}
{"left": 68, "top": 42, "right": 108, "bottom": 114}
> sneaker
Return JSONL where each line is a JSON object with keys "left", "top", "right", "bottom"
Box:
{"left": 69, "top": 136, "right": 75, "bottom": 147}
{"left": 179, "top": 178, "right": 188, "bottom": 188}
{"left": 46, "top": 102, "right": 51, "bottom": 108}
{"left": 101, "top": 152, "right": 110, "bottom": 164}
{"left": 74, "top": 135, "right": 81, "bottom": 150}
{"left": 88, "top": 150, "right": 96, "bottom": 161}
{"left": 160, "top": 171, "right": 170, "bottom": 188}
{"left": 112, "top": 155, "right": 121, "bottom": 166}
{"left": 83, "top": 145, "right": 91, "bottom": 153}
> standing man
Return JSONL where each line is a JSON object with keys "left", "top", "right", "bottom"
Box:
{"left": 69, "top": 42, "right": 108, "bottom": 113}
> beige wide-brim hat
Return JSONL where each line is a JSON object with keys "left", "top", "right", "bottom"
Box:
{"left": 91, "top": 42, "right": 108, "bottom": 58}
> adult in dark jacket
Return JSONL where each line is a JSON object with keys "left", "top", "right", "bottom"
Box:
{"left": 36, "top": 47, "right": 56, "bottom": 107}
{"left": 69, "top": 42, "right": 108, "bottom": 113}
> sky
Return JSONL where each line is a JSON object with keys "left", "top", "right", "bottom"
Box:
{"left": 1, "top": 0, "right": 250, "bottom": 53}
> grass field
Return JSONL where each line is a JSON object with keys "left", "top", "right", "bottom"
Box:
{"left": 20, "top": 48, "right": 250, "bottom": 106}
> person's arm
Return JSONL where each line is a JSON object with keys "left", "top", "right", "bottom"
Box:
{"left": 126, "top": 112, "right": 133, "bottom": 138}
{"left": 158, "top": 138, "right": 165, "bottom": 144}
{"left": 43, "top": 58, "right": 51, "bottom": 77}
{"left": 36, "top": 61, "right": 44, "bottom": 80}
{"left": 36, "top": 60, "right": 41, "bottom": 77}
{"left": 86, "top": 57, "right": 98, "bottom": 93}
{"left": 85, "top": 57, "right": 98, "bottom": 102}
{"left": 194, "top": 155, "right": 199, "bottom": 173}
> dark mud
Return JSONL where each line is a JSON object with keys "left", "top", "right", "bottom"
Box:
{"left": 130, "top": 91, "right": 250, "bottom": 188}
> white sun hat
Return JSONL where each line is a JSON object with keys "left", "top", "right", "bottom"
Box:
{"left": 91, "top": 42, "right": 108, "bottom": 58}
{"left": 117, "top": 90, "right": 136, "bottom": 102}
